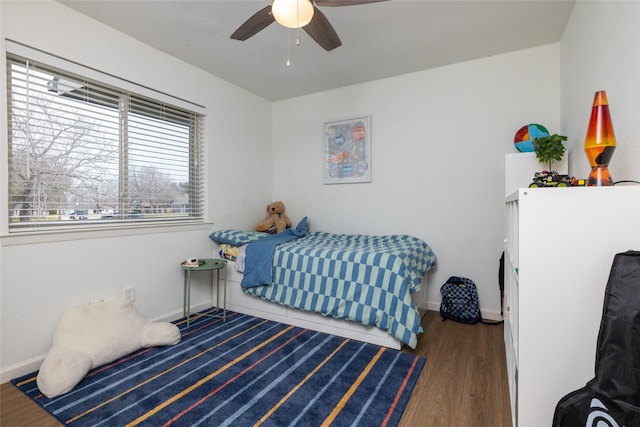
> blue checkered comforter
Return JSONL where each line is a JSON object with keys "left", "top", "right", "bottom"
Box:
{"left": 243, "top": 231, "right": 436, "bottom": 349}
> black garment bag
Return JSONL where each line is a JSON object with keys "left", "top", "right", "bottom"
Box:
{"left": 553, "top": 250, "right": 640, "bottom": 427}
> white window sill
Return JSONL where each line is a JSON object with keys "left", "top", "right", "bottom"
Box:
{"left": 0, "top": 221, "right": 213, "bottom": 246}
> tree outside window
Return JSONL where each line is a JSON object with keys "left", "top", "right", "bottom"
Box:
{"left": 6, "top": 53, "right": 204, "bottom": 230}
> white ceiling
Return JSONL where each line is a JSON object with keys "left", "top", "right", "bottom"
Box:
{"left": 59, "top": 0, "right": 576, "bottom": 101}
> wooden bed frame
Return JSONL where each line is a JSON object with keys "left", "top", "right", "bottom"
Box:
{"left": 218, "top": 257, "right": 429, "bottom": 350}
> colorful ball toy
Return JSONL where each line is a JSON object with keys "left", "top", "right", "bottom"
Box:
{"left": 514, "top": 124, "right": 549, "bottom": 152}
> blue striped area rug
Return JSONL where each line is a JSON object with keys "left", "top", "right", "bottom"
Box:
{"left": 12, "top": 310, "right": 425, "bottom": 426}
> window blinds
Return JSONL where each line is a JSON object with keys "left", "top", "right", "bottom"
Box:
{"left": 6, "top": 43, "right": 205, "bottom": 231}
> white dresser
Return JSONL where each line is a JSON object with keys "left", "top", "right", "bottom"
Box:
{"left": 504, "top": 186, "right": 640, "bottom": 427}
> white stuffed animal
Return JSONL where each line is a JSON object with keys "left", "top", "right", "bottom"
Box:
{"left": 36, "top": 298, "right": 181, "bottom": 398}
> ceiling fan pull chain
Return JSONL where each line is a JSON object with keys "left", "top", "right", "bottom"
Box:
{"left": 295, "top": 0, "right": 301, "bottom": 46}
{"left": 286, "top": 30, "right": 291, "bottom": 66}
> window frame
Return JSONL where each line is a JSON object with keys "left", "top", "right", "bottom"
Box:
{"left": 4, "top": 41, "right": 207, "bottom": 236}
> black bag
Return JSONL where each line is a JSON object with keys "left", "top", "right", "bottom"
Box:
{"left": 440, "top": 276, "right": 481, "bottom": 324}
{"left": 552, "top": 250, "right": 640, "bottom": 427}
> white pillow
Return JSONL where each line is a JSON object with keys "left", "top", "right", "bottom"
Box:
{"left": 36, "top": 298, "right": 180, "bottom": 398}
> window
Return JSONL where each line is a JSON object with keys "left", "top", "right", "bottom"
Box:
{"left": 6, "top": 44, "right": 205, "bottom": 232}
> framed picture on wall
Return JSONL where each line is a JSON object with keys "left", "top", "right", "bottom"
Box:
{"left": 323, "top": 114, "right": 372, "bottom": 184}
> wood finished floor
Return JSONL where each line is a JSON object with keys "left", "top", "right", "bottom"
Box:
{"left": 399, "top": 310, "right": 512, "bottom": 427}
{"left": 0, "top": 310, "right": 511, "bottom": 427}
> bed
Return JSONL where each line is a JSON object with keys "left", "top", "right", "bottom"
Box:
{"left": 209, "top": 218, "right": 436, "bottom": 349}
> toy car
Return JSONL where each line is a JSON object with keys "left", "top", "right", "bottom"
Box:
{"left": 529, "top": 171, "right": 574, "bottom": 188}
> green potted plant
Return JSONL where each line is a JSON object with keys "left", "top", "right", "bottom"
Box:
{"left": 533, "top": 134, "right": 567, "bottom": 171}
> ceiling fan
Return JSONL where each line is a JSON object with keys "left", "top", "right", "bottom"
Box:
{"left": 230, "top": 0, "right": 387, "bottom": 52}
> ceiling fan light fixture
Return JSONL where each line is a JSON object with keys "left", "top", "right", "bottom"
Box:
{"left": 272, "top": 0, "right": 315, "bottom": 29}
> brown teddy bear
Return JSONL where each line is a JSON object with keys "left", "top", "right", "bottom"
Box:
{"left": 256, "top": 201, "right": 292, "bottom": 234}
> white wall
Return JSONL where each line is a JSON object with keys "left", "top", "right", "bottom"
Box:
{"left": 272, "top": 44, "right": 561, "bottom": 317}
{"left": 560, "top": 0, "right": 640, "bottom": 183}
{"left": 0, "top": 1, "right": 272, "bottom": 381}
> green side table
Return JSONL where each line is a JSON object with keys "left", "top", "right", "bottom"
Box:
{"left": 181, "top": 258, "right": 227, "bottom": 327}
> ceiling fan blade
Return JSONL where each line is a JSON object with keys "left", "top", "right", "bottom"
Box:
{"left": 230, "top": 5, "right": 275, "bottom": 41}
{"left": 303, "top": 6, "right": 342, "bottom": 51}
{"left": 314, "top": 0, "right": 387, "bottom": 6}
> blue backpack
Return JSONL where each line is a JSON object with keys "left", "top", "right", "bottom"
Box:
{"left": 439, "top": 276, "right": 481, "bottom": 324}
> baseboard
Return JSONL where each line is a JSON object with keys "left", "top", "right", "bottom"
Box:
{"left": 425, "top": 301, "right": 504, "bottom": 322}
{"left": 0, "top": 304, "right": 209, "bottom": 385}
{"left": 426, "top": 301, "right": 441, "bottom": 313}
{"left": 0, "top": 355, "right": 45, "bottom": 384}
{"left": 150, "top": 303, "right": 211, "bottom": 323}
{"left": 480, "top": 309, "right": 504, "bottom": 322}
